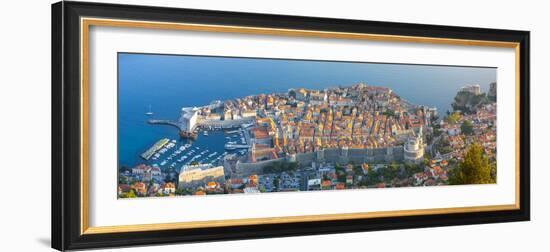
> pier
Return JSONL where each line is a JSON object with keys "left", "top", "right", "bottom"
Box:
{"left": 148, "top": 110, "right": 255, "bottom": 139}
{"left": 147, "top": 119, "right": 185, "bottom": 131}
{"left": 147, "top": 119, "right": 197, "bottom": 139}
{"left": 224, "top": 143, "right": 250, "bottom": 150}
{"left": 148, "top": 118, "right": 253, "bottom": 131}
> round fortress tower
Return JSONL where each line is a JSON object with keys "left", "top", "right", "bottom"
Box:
{"left": 404, "top": 126, "right": 425, "bottom": 163}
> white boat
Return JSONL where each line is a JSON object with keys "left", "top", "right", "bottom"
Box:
{"left": 203, "top": 131, "right": 209, "bottom": 136}
{"left": 145, "top": 105, "right": 154, "bottom": 116}
{"left": 242, "top": 123, "right": 254, "bottom": 128}
{"left": 225, "top": 129, "right": 239, "bottom": 134}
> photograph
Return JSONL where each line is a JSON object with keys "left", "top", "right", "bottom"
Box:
{"left": 117, "top": 53, "right": 498, "bottom": 198}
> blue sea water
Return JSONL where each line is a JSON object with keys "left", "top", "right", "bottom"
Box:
{"left": 118, "top": 53, "right": 496, "bottom": 169}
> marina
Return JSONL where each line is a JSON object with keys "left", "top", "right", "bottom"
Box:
{"left": 134, "top": 126, "right": 250, "bottom": 172}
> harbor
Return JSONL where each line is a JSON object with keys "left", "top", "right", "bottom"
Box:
{"left": 135, "top": 105, "right": 254, "bottom": 171}
{"left": 137, "top": 125, "right": 250, "bottom": 172}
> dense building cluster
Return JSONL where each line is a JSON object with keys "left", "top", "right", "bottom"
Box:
{"left": 216, "top": 84, "right": 435, "bottom": 163}
{"left": 438, "top": 102, "right": 497, "bottom": 161}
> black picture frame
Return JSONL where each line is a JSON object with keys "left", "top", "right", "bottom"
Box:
{"left": 52, "top": 1, "right": 530, "bottom": 251}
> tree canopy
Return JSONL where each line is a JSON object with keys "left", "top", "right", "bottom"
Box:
{"left": 382, "top": 109, "right": 395, "bottom": 117}
{"left": 461, "top": 120, "right": 474, "bottom": 135}
{"left": 449, "top": 143, "right": 494, "bottom": 184}
{"left": 119, "top": 189, "right": 136, "bottom": 198}
{"left": 263, "top": 161, "right": 299, "bottom": 174}
{"left": 447, "top": 112, "right": 461, "bottom": 124}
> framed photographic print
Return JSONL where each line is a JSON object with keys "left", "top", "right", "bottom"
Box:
{"left": 51, "top": 1, "right": 530, "bottom": 250}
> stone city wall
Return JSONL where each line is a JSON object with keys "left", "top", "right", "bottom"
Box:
{"left": 235, "top": 146, "right": 405, "bottom": 176}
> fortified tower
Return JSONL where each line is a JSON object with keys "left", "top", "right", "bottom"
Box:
{"left": 403, "top": 126, "right": 425, "bottom": 164}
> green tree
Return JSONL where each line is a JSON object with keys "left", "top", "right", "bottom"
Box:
{"left": 423, "top": 157, "right": 430, "bottom": 166}
{"left": 404, "top": 163, "right": 423, "bottom": 177}
{"left": 382, "top": 109, "right": 395, "bottom": 117}
{"left": 337, "top": 172, "right": 347, "bottom": 183}
{"left": 366, "top": 167, "right": 384, "bottom": 186}
{"left": 353, "top": 165, "right": 363, "bottom": 175}
{"left": 175, "top": 188, "right": 190, "bottom": 195}
{"left": 127, "top": 190, "right": 137, "bottom": 198}
{"left": 461, "top": 120, "right": 474, "bottom": 135}
{"left": 440, "top": 146, "right": 453, "bottom": 154}
{"left": 449, "top": 143, "right": 494, "bottom": 184}
{"left": 447, "top": 112, "right": 461, "bottom": 124}
{"left": 118, "top": 176, "right": 128, "bottom": 185}
{"left": 490, "top": 162, "right": 497, "bottom": 182}
{"left": 426, "top": 133, "right": 433, "bottom": 144}
{"left": 288, "top": 89, "right": 297, "bottom": 99}
{"left": 120, "top": 189, "right": 137, "bottom": 198}
{"left": 284, "top": 161, "right": 299, "bottom": 171}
